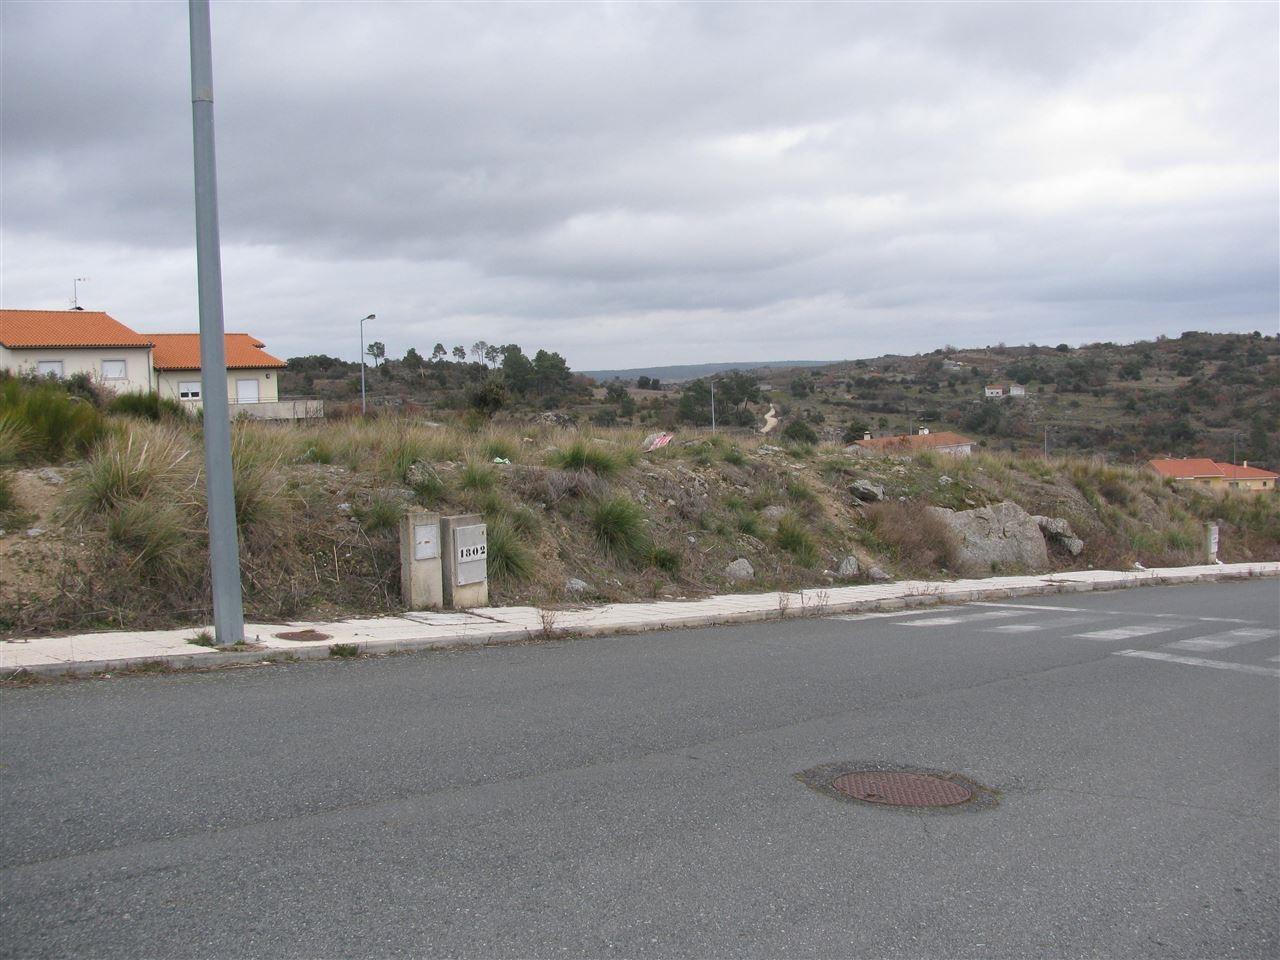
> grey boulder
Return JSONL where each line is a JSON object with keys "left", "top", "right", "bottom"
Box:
{"left": 725, "top": 558, "right": 755, "bottom": 581}
{"left": 837, "top": 556, "right": 860, "bottom": 578}
{"left": 928, "top": 501, "right": 1049, "bottom": 575}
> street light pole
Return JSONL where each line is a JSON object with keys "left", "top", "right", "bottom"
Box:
{"left": 710, "top": 377, "right": 716, "bottom": 432}
{"left": 188, "top": 0, "right": 244, "bottom": 646}
{"left": 359, "top": 314, "right": 375, "bottom": 415}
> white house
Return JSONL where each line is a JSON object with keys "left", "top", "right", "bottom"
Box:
{"left": 984, "top": 384, "right": 1004, "bottom": 398}
{"left": 0, "top": 309, "right": 153, "bottom": 394}
{"left": 148, "top": 332, "right": 287, "bottom": 411}
{"left": 1008, "top": 383, "right": 1027, "bottom": 397}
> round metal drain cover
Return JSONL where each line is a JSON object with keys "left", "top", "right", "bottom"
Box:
{"left": 830, "top": 770, "right": 972, "bottom": 807}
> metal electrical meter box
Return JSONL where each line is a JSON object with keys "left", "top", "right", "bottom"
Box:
{"left": 414, "top": 522, "right": 440, "bottom": 561}
{"left": 454, "top": 524, "right": 488, "bottom": 586}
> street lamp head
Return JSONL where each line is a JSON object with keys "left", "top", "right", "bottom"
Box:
{"left": 363, "top": 314, "right": 375, "bottom": 321}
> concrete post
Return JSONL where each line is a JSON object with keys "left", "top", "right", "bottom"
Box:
{"left": 400, "top": 510, "right": 443, "bottom": 610}
{"left": 441, "top": 513, "right": 488, "bottom": 609}
{"left": 1205, "top": 522, "right": 1220, "bottom": 563}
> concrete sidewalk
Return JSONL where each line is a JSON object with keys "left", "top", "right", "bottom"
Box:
{"left": 3, "top": 562, "right": 1277, "bottom": 677}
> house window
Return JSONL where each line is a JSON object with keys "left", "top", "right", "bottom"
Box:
{"left": 101, "top": 359, "right": 127, "bottom": 380}
{"left": 37, "top": 360, "right": 64, "bottom": 378}
{"left": 178, "top": 381, "right": 202, "bottom": 400}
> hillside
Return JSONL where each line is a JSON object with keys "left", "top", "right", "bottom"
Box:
{"left": 2, "top": 373, "right": 1277, "bottom": 636}
{"left": 578, "top": 360, "right": 829, "bottom": 383}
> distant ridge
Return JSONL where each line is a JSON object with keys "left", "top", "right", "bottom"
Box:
{"left": 581, "top": 359, "right": 832, "bottom": 383}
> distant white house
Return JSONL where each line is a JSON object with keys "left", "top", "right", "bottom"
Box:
{"left": 984, "top": 384, "right": 1004, "bottom": 398}
{"left": 1008, "top": 383, "right": 1027, "bottom": 397}
{"left": 0, "top": 309, "right": 154, "bottom": 394}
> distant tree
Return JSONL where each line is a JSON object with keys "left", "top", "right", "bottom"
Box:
{"left": 501, "top": 345, "right": 535, "bottom": 395}
{"left": 403, "top": 347, "right": 423, "bottom": 370}
{"left": 781, "top": 419, "right": 819, "bottom": 445}
{"left": 484, "top": 344, "right": 502, "bottom": 367}
{"left": 532, "top": 349, "right": 573, "bottom": 397}
{"left": 1056, "top": 343, "right": 1071, "bottom": 352}
{"left": 604, "top": 382, "right": 636, "bottom": 417}
{"left": 466, "top": 379, "right": 507, "bottom": 418}
{"left": 431, "top": 343, "right": 447, "bottom": 362}
{"left": 714, "top": 370, "right": 761, "bottom": 408}
{"left": 452, "top": 345, "right": 466, "bottom": 361}
{"left": 842, "top": 420, "right": 872, "bottom": 444}
{"left": 470, "top": 340, "right": 489, "bottom": 364}
{"left": 366, "top": 341, "right": 385, "bottom": 366}
{"left": 677, "top": 379, "right": 712, "bottom": 425}
{"left": 636, "top": 375, "right": 653, "bottom": 390}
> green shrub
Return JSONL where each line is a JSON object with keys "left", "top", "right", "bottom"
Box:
{"left": 299, "top": 440, "right": 333, "bottom": 464}
{"left": 486, "top": 519, "right": 534, "bottom": 584}
{"left": 329, "top": 643, "right": 360, "bottom": 658}
{"left": 0, "top": 375, "right": 105, "bottom": 463}
{"left": 410, "top": 467, "right": 449, "bottom": 506}
{"left": 547, "top": 439, "right": 621, "bottom": 476}
{"left": 722, "top": 446, "right": 746, "bottom": 466}
{"left": 231, "top": 428, "right": 291, "bottom": 542}
{"left": 735, "top": 511, "right": 763, "bottom": 538}
{"left": 483, "top": 437, "right": 519, "bottom": 462}
{"left": 589, "top": 494, "right": 650, "bottom": 558}
{"left": 355, "top": 495, "right": 401, "bottom": 533}
{"left": 63, "top": 425, "right": 194, "bottom": 521}
{"left": 775, "top": 513, "right": 818, "bottom": 566}
{"left": 781, "top": 420, "right": 819, "bottom": 445}
{"left": 106, "top": 392, "right": 189, "bottom": 422}
{"left": 649, "top": 545, "right": 682, "bottom": 575}
{"left": 459, "top": 461, "right": 496, "bottom": 491}
{"left": 106, "top": 499, "right": 203, "bottom": 585}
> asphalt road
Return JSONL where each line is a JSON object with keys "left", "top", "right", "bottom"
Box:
{"left": 2, "top": 579, "right": 1277, "bottom": 959}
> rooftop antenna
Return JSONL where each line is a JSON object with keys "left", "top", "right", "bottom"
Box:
{"left": 72, "top": 277, "right": 88, "bottom": 309}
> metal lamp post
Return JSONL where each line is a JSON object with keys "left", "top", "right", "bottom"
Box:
{"left": 359, "top": 313, "right": 375, "bottom": 415}
{"left": 188, "top": 0, "right": 244, "bottom": 646}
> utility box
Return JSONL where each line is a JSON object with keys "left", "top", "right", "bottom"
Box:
{"left": 1205, "top": 521, "right": 1220, "bottom": 563}
{"left": 400, "top": 510, "right": 443, "bottom": 610}
{"left": 441, "top": 513, "right": 488, "bottom": 609}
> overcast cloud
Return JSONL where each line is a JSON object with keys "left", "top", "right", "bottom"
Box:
{"left": 2, "top": 1, "right": 1276, "bottom": 369}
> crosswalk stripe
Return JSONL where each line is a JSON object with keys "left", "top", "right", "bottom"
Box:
{"left": 1114, "top": 649, "right": 1280, "bottom": 677}
{"left": 986, "top": 624, "right": 1043, "bottom": 633}
{"left": 972, "top": 602, "right": 1259, "bottom": 624}
{"left": 1074, "top": 624, "right": 1173, "bottom": 641}
{"left": 894, "top": 610, "right": 1023, "bottom": 627}
{"left": 1166, "top": 629, "right": 1275, "bottom": 652}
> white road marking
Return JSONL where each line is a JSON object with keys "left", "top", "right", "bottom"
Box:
{"left": 986, "top": 624, "right": 1043, "bottom": 633}
{"left": 972, "top": 602, "right": 1087, "bottom": 613}
{"left": 1166, "top": 629, "right": 1275, "bottom": 652}
{"left": 1114, "top": 649, "right": 1280, "bottom": 678}
{"left": 972, "top": 602, "right": 1259, "bottom": 624}
{"left": 826, "top": 610, "right": 934, "bottom": 622}
{"left": 893, "top": 610, "right": 1024, "bottom": 627}
{"left": 1074, "top": 624, "right": 1174, "bottom": 641}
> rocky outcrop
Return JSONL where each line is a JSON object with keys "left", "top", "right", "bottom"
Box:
{"left": 725, "top": 558, "right": 755, "bottom": 581}
{"left": 1033, "top": 515, "right": 1085, "bottom": 557}
{"left": 837, "top": 556, "right": 860, "bottom": 578}
{"left": 928, "top": 501, "right": 1049, "bottom": 575}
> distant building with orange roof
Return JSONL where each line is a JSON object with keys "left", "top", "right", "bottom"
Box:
{"left": 0, "top": 309, "right": 154, "bottom": 394}
{"left": 1148, "top": 458, "right": 1277, "bottom": 495}
{"left": 849, "top": 428, "right": 974, "bottom": 458}
{"left": 146, "top": 332, "right": 286, "bottom": 409}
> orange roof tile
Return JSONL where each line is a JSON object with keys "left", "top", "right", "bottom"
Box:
{"left": 147, "top": 333, "right": 287, "bottom": 371}
{"left": 855, "top": 431, "right": 974, "bottom": 452}
{"left": 0, "top": 309, "right": 152, "bottom": 348}
{"left": 1147, "top": 458, "right": 1278, "bottom": 481}
{"left": 1218, "top": 462, "right": 1279, "bottom": 480}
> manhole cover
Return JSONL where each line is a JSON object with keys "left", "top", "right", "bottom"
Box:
{"left": 273, "top": 629, "right": 331, "bottom": 642}
{"left": 795, "top": 761, "right": 999, "bottom": 813}
{"left": 830, "top": 771, "right": 972, "bottom": 807}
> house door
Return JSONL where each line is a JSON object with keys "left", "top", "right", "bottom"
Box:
{"left": 235, "top": 379, "right": 260, "bottom": 403}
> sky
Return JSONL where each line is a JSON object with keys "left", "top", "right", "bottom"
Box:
{"left": 2, "top": 1, "right": 1277, "bottom": 371}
